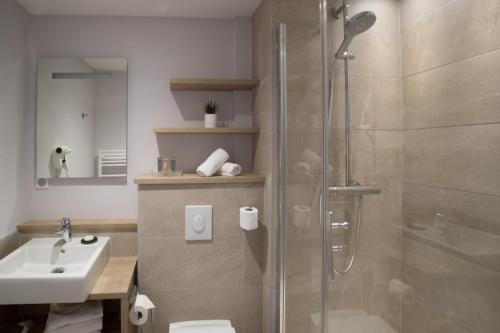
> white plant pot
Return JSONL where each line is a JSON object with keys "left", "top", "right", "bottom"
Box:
{"left": 204, "top": 114, "right": 217, "bottom": 128}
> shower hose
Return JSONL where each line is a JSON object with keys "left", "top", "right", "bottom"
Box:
{"left": 332, "top": 193, "right": 363, "bottom": 276}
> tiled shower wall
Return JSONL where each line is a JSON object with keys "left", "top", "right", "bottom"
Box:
{"left": 329, "top": 0, "right": 403, "bottom": 330}
{"left": 400, "top": 0, "right": 500, "bottom": 332}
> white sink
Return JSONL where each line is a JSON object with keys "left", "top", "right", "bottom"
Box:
{"left": 0, "top": 236, "right": 110, "bottom": 304}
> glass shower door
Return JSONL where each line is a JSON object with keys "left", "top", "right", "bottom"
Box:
{"left": 276, "top": 0, "right": 326, "bottom": 331}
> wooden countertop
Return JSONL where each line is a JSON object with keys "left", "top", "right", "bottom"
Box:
{"left": 17, "top": 219, "right": 137, "bottom": 233}
{"left": 134, "top": 173, "right": 265, "bottom": 185}
{"left": 88, "top": 256, "right": 137, "bottom": 300}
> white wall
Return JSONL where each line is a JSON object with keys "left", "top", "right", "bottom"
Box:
{"left": 0, "top": 0, "right": 33, "bottom": 238}
{"left": 37, "top": 58, "right": 95, "bottom": 178}
{"left": 21, "top": 15, "right": 253, "bottom": 219}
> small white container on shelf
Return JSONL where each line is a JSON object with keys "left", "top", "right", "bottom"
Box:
{"left": 204, "top": 113, "right": 217, "bottom": 128}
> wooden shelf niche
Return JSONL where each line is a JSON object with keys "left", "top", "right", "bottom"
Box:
{"left": 170, "top": 78, "right": 259, "bottom": 91}
{"left": 153, "top": 127, "right": 259, "bottom": 134}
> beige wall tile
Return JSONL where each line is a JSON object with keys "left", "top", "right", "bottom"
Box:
{"left": 138, "top": 183, "right": 263, "bottom": 331}
{"left": 403, "top": 49, "right": 500, "bottom": 129}
{"left": 371, "top": 27, "right": 401, "bottom": 78}
{"left": 332, "top": 76, "right": 374, "bottom": 129}
{"left": 371, "top": 0, "right": 401, "bottom": 29}
{"left": 373, "top": 78, "right": 402, "bottom": 129}
{"left": 139, "top": 233, "right": 245, "bottom": 290}
{"left": 402, "top": 236, "right": 500, "bottom": 333}
{"left": 286, "top": 22, "right": 322, "bottom": 76}
{"left": 374, "top": 130, "right": 402, "bottom": 182}
{"left": 402, "top": 0, "right": 500, "bottom": 76}
{"left": 400, "top": 0, "right": 452, "bottom": 27}
{"left": 403, "top": 124, "right": 500, "bottom": 195}
{"left": 109, "top": 232, "right": 137, "bottom": 257}
{"left": 402, "top": 183, "right": 500, "bottom": 236}
{"left": 139, "top": 185, "right": 263, "bottom": 237}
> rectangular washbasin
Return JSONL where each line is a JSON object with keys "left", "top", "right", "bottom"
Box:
{"left": 0, "top": 236, "right": 110, "bottom": 304}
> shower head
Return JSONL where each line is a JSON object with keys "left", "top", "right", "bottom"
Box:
{"left": 335, "top": 11, "right": 376, "bottom": 59}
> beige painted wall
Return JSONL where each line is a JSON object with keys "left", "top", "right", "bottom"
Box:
{"left": 138, "top": 183, "right": 263, "bottom": 333}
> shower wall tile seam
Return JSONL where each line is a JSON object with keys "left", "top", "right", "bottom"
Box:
{"left": 401, "top": 46, "right": 500, "bottom": 79}
{"left": 402, "top": 121, "right": 500, "bottom": 131}
{"left": 400, "top": 0, "right": 455, "bottom": 29}
{"left": 140, "top": 285, "right": 262, "bottom": 293}
{"left": 401, "top": 180, "right": 500, "bottom": 198}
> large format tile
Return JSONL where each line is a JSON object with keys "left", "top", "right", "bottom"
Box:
{"left": 400, "top": 0, "right": 452, "bottom": 27}
{"left": 371, "top": 27, "right": 401, "bottom": 78}
{"left": 402, "top": 0, "right": 500, "bottom": 76}
{"left": 403, "top": 49, "right": 500, "bottom": 129}
{"left": 332, "top": 77, "right": 401, "bottom": 130}
{"left": 373, "top": 78, "right": 402, "bottom": 129}
{"left": 402, "top": 183, "right": 500, "bottom": 236}
{"left": 139, "top": 233, "right": 245, "bottom": 290}
{"left": 371, "top": 0, "right": 400, "bottom": 29}
{"left": 403, "top": 124, "right": 500, "bottom": 195}
{"left": 139, "top": 185, "right": 262, "bottom": 237}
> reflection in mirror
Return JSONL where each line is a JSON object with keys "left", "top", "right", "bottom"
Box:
{"left": 36, "top": 58, "right": 127, "bottom": 180}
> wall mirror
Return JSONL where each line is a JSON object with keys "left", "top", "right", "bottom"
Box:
{"left": 36, "top": 58, "right": 127, "bottom": 182}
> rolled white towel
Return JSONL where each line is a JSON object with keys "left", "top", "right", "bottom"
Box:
{"left": 44, "top": 301, "right": 103, "bottom": 332}
{"left": 196, "top": 148, "right": 230, "bottom": 177}
{"left": 217, "top": 162, "right": 242, "bottom": 177}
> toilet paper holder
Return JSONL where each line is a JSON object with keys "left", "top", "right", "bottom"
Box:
{"left": 129, "top": 286, "right": 156, "bottom": 333}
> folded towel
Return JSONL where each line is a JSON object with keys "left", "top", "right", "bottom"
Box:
{"left": 217, "top": 162, "right": 242, "bottom": 177}
{"left": 196, "top": 148, "right": 229, "bottom": 177}
{"left": 45, "top": 317, "right": 102, "bottom": 333}
{"left": 45, "top": 301, "right": 103, "bottom": 332}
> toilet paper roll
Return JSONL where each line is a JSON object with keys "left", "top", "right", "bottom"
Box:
{"left": 240, "top": 206, "right": 258, "bottom": 230}
{"left": 292, "top": 205, "right": 311, "bottom": 228}
{"left": 129, "top": 294, "right": 155, "bottom": 326}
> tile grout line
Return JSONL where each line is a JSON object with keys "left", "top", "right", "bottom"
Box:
{"left": 403, "top": 121, "right": 500, "bottom": 131}
{"left": 402, "top": 181, "right": 500, "bottom": 198}
{"left": 402, "top": 46, "right": 500, "bottom": 79}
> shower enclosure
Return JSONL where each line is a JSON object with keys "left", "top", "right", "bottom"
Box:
{"left": 265, "top": 0, "right": 500, "bottom": 332}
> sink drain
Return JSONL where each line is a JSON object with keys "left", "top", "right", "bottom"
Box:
{"left": 51, "top": 267, "right": 65, "bottom": 274}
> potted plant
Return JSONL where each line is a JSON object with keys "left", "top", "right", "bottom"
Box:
{"left": 204, "top": 99, "right": 218, "bottom": 128}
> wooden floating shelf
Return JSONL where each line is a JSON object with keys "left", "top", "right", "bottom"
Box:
{"left": 170, "top": 78, "right": 259, "bottom": 91}
{"left": 134, "top": 173, "right": 265, "bottom": 185}
{"left": 89, "top": 256, "right": 137, "bottom": 300}
{"left": 154, "top": 127, "right": 260, "bottom": 134}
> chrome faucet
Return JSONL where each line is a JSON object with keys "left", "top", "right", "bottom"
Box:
{"left": 56, "top": 217, "right": 72, "bottom": 242}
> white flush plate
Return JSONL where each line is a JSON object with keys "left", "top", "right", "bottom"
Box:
{"left": 185, "top": 205, "right": 212, "bottom": 241}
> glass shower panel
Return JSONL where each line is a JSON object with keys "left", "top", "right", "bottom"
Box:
{"left": 326, "top": 0, "right": 403, "bottom": 332}
{"left": 276, "top": 0, "right": 325, "bottom": 332}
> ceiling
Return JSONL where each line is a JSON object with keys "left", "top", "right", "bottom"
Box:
{"left": 17, "top": 0, "right": 262, "bottom": 18}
